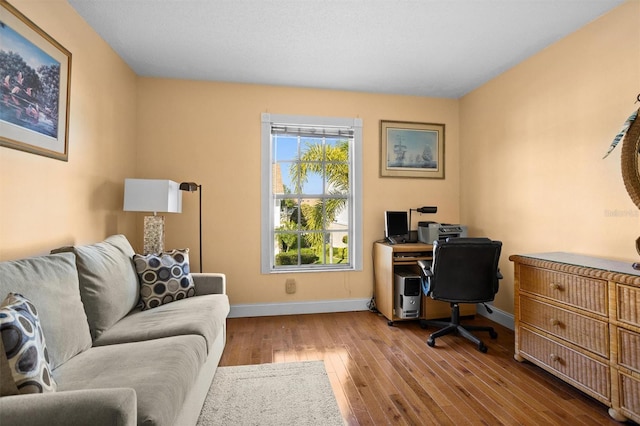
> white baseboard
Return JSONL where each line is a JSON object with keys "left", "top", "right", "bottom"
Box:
{"left": 229, "top": 298, "right": 371, "bottom": 318}
{"left": 476, "top": 303, "right": 514, "bottom": 330}
{"left": 228, "top": 298, "right": 515, "bottom": 331}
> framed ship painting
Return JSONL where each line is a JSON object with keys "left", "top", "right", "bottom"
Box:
{"left": 380, "top": 120, "right": 445, "bottom": 178}
{"left": 0, "top": 1, "right": 71, "bottom": 161}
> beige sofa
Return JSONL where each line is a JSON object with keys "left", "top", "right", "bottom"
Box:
{"left": 0, "top": 235, "right": 230, "bottom": 426}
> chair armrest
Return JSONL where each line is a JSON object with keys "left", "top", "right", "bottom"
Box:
{"left": 415, "top": 260, "right": 432, "bottom": 295}
{"left": 416, "top": 260, "right": 432, "bottom": 277}
{"left": 192, "top": 272, "right": 226, "bottom": 295}
{"left": 0, "top": 388, "right": 137, "bottom": 426}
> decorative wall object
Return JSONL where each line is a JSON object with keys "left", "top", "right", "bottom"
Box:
{"left": 0, "top": 1, "right": 71, "bottom": 161}
{"left": 380, "top": 120, "right": 445, "bottom": 178}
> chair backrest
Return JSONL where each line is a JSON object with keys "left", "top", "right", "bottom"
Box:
{"left": 428, "top": 237, "right": 502, "bottom": 303}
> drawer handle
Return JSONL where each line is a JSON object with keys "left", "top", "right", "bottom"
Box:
{"left": 550, "top": 318, "right": 560, "bottom": 327}
{"left": 549, "top": 283, "right": 562, "bottom": 291}
{"left": 550, "top": 353, "right": 560, "bottom": 362}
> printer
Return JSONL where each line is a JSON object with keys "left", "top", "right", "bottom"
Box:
{"left": 418, "top": 222, "right": 468, "bottom": 244}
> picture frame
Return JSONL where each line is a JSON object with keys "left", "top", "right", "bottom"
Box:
{"left": 380, "top": 120, "right": 445, "bottom": 178}
{"left": 0, "top": 1, "right": 71, "bottom": 161}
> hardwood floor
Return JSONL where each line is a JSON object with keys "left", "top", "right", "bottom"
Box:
{"left": 219, "top": 311, "right": 627, "bottom": 425}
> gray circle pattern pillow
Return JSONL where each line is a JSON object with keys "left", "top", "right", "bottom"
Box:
{"left": 0, "top": 293, "right": 56, "bottom": 394}
{"left": 133, "top": 249, "right": 196, "bottom": 310}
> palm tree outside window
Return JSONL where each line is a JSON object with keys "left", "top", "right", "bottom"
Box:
{"left": 260, "top": 114, "right": 363, "bottom": 273}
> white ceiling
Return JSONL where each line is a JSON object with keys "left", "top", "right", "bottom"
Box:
{"left": 68, "top": 0, "right": 625, "bottom": 99}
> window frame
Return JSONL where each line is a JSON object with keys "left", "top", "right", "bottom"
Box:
{"left": 260, "top": 113, "right": 363, "bottom": 274}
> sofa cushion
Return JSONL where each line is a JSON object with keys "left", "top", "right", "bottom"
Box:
{"left": 54, "top": 335, "right": 207, "bottom": 426}
{"left": 53, "top": 235, "right": 140, "bottom": 340}
{"left": 133, "top": 249, "right": 196, "bottom": 310}
{"left": 93, "top": 294, "right": 229, "bottom": 352}
{"left": 0, "top": 253, "right": 92, "bottom": 370}
{"left": 0, "top": 388, "right": 138, "bottom": 426}
{"left": 0, "top": 293, "right": 56, "bottom": 395}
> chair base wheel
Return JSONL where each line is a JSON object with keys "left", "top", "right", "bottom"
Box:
{"left": 478, "top": 343, "right": 488, "bottom": 353}
{"left": 489, "top": 330, "right": 498, "bottom": 339}
{"left": 387, "top": 320, "right": 394, "bottom": 326}
{"left": 427, "top": 337, "right": 435, "bottom": 347}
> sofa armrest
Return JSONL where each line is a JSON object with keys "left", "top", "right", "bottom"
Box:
{"left": 192, "top": 272, "right": 226, "bottom": 295}
{"left": 0, "top": 388, "right": 137, "bottom": 426}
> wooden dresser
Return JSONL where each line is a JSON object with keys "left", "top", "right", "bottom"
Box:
{"left": 510, "top": 252, "right": 640, "bottom": 423}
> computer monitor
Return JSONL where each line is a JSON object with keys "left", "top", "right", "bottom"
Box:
{"left": 385, "top": 211, "right": 409, "bottom": 243}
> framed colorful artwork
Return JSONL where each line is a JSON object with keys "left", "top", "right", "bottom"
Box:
{"left": 0, "top": 1, "right": 71, "bottom": 161}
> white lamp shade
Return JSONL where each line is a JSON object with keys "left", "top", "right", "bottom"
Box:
{"left": 123, "top": 179, "right": 182, "bottom": 213}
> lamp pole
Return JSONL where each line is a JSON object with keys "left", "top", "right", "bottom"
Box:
{"left": 179, "top": 182, "right": 203, "bottom": 273}
{"left": 198, "top": 184, "right": 202, "bottom": 273}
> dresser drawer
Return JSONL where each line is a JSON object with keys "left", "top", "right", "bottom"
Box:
{"left": 618, "top": 328, "right": 640, "bottom": 374}
{"left": 519, "top": 266, "right": 607, "bottom": 316}
{"left": 520, "top": 297, "right": 609, "bottom": 358}
{"left": 519, "top": 327, "right": 610, "bottom": 403}
{"left": 616, "top": 284, "right": 640, "bottom": 327}
{"left": 618, "top": 371, "right": 640, "bottom": 423}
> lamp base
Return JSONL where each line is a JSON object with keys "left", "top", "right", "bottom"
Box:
{"left": 143, "top": 215, "right": 165, "bottom": 254}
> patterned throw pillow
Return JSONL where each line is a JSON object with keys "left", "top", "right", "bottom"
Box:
{"left": 0, "top": 293, "right": 56, "bottom": 395}
{"left": 133, "top": 249, "right": 196, "bottom": 310}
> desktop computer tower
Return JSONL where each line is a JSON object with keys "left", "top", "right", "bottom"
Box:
{"left": 394, "top": 271, "right": 422, "bottom": 319}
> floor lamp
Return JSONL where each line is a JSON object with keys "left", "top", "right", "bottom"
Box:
{"left": 123, "top": 179, "right": 182, "bottom": 254}
{"left": 179, "top": 182, "right": 202, "bottom": 273}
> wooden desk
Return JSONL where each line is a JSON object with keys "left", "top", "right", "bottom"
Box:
{"left": 511, "top": 252, "right": 640, "bottom": 423}
{"left": 372, "top": 241, "right": 476, "bottom": 324}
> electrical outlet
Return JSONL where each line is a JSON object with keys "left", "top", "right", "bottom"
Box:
{"left": 285, "top": 279, "right": 296, "bottom": 294}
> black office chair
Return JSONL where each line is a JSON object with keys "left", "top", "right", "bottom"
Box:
{"left": 417, "top": 237, "right": 502, "bottom": 353}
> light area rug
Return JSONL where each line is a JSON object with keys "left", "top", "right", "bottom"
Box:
{"left": 197, "top": 360, "right": 345, "bottom": 426}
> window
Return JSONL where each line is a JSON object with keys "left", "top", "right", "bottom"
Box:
{"left": 261, "top": 113, "right": 362, "bottom": 273}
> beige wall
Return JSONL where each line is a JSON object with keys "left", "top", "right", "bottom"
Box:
{"left": 3, "top": 0, "right": 637, "bottom": 316}
{"left": 0, "top": 0, "right": 137, "bottom": 260}
{"left": 460, "top": 0, "right": 640, "bottom": 313}
{"left": 135, "top": 80, "right": 459, "bottom": 305}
